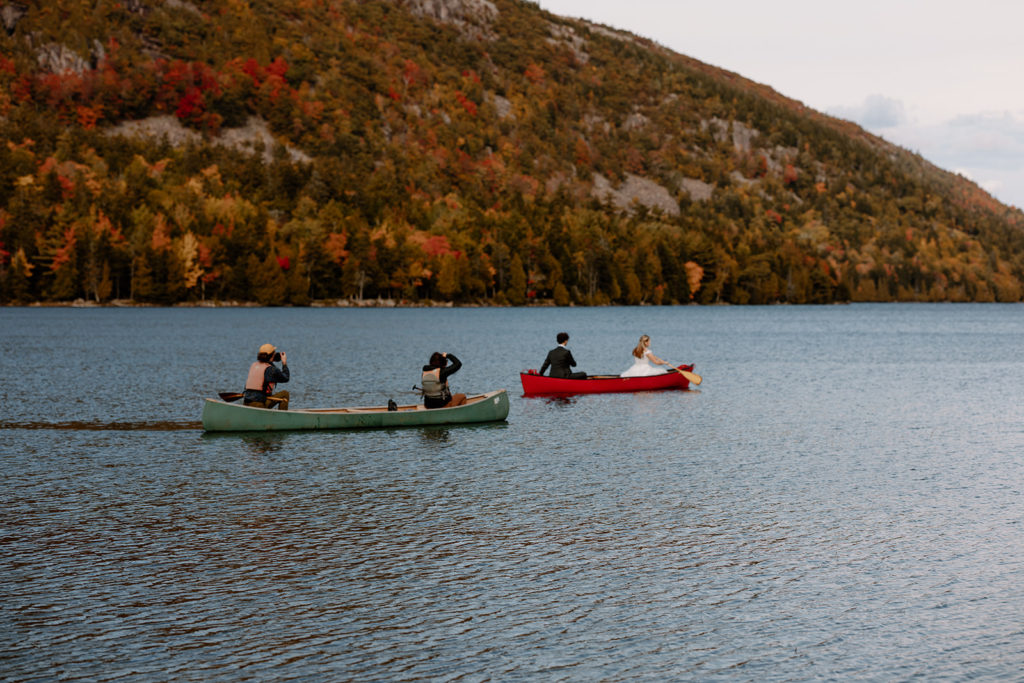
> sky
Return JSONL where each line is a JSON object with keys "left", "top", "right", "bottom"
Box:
{"left": 534, "top": 0, "right": 1024, "bottom": 210}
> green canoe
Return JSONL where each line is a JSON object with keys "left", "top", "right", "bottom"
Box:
{"left": 201, "top": 389, "right": 510, "bottom": 432}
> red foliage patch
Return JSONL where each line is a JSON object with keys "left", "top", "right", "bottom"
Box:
{"left": 51, "top": 227, "right": 77, "bottom": 271}
{"left": 198, "top": 243, "right": 214, "bottom": 268}
{"left": 323, "top": 232, "right": 348, "bottom": 265}
{"left": 455, "top": 91, "right": 477, "bottom": 116}
{"left": 265, "top": 57, "right": 288, "bottom": 80}
{"left": 421, "top": 234, "right": 454, "bottom": 258}
{"left": 403, "top": 59, "right": 425, "bottom": 89}
{"left": 241, "top": 57, "right": 263, "bottom": 86}
{"left": 175, "top": 87, "right": 204, "bottom": 119}
{"left": 524, "top": 62, "right": 545, "bottom": 84}
{"left": 57, "top": 175, "right": 76, "bottom": 200}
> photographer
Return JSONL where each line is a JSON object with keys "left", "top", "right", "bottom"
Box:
{"left": 421, "top": 351, "right": 466, "bottom": 409}
{"left": 243, "top": 343, "right": 290, "bottom": 410}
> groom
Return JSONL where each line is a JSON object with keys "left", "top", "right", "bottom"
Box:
{"left": 539, "top": 332, "right": 587, "bottom": 379}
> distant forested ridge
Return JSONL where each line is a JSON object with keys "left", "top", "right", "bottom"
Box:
{"left": 2, "top": 0, "right": 1023, "bottom": 305}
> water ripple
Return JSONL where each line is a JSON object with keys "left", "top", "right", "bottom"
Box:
{"left": 5, "top": 306, "right": 1024, "bottom": 680}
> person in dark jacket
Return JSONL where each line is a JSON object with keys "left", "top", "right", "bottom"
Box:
{"left": 421, "top": 351, "right": 467, "bottom": 409}
{"left": 540, "top": 332, "right": 586, "bottom": 379}
{"left": 243, "top": 343, "right": 290, "bottom": 409}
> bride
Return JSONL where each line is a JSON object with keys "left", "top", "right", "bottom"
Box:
{"left": 620, "top": 334, "right": 672, "bottom": 377}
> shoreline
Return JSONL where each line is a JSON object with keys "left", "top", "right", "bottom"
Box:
{"left": 9, "top": 298, "right": 564, "bottom": 309}
{"left": 7, "top": 299, "right": 1008, "bottom": 309}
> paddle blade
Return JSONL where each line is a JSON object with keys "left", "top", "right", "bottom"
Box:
{"left": 218, "top": 392, "right": 244, "bottom": 402}
{"left": 671, "top": 366, "right": 702, "bottom": 385}
{"left": 681, "top": 370, "right": 702, "bottom": 385}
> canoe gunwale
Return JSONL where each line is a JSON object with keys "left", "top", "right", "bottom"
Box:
{"left": 300, "top": 392, "right": 492, "bottom": 414}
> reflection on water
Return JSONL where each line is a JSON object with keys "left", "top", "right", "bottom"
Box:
{"left": 418, "top": 426, "right": 451, "bottom": 443}
{"left": 525, "top": 390, "right": 701, "bottom": 405}
{"left": 239, "top": 433, "right": 289, "bottom": 456}
{"left": 4, "top": 305, "right": 1024, "bottom": 680}
{"left": 534, "top": 395, "right": 578, "bottom": 406}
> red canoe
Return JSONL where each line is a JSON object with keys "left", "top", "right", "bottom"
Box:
{"left": 520, "top": 364, "right": 697, "bottom": 396}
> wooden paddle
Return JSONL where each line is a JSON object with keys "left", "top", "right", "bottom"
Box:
{"left": 218, "top": 392, "right": 284, "bottom": 405}
{"left": 670, "top": 365, "right": 702, "bottom": 385}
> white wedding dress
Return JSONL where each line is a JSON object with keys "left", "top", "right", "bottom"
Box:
{"left": 620, "top": 350, "right": 664, "bottom": 377}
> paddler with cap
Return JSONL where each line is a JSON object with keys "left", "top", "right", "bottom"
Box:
{"left": 243, "top": 343, "right": 290, "bottom": 410}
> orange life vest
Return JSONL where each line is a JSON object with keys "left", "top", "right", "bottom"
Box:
{"left": 245, "top": 361, "right": 274, "bottom": 395}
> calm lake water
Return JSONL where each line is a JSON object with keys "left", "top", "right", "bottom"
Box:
{"left": 3, "top": 304, "right": 1024, "bottom": 680}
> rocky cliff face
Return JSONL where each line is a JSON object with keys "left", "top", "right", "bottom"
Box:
{"left": 1, "top": 2, "right": 26, "bottom": 35}
{"left": 393, "top": 0, "right": 498, "bottom": 39}
{"left": 34, "top": 42, "right": 93, "bottom": 73}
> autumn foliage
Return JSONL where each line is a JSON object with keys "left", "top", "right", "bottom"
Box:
{"left": 1, "top": 0, "right": 1022, "bottom": 306}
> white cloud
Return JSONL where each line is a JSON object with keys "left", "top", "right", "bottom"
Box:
{"left": 955, "top": 170, "right": 1006, "bottom": 199}
{"left": 980, "top": 179, "right": 1005, "bottom": 196}
{"left": 937, "top": 112, "right": 1024, "bottom": 170}
{"left": 829, "top": 95, "right": 908, "bottom": 130}
{"left": 819, "top": 102, "right": 1024, "bottom": 208}
{"left": 882, "top": 111, "right": 1024, "bottom": 209}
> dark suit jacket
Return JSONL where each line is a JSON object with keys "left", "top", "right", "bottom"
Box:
{"left": 540, "top": 345, "right": 578, "bottom": 378}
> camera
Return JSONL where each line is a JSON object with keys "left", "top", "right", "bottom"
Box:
{"left": 272, "top": 351, "right": 282, "bottom": 362}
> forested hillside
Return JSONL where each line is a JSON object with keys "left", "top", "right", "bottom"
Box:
{"left": 2, "top": 0, "right": 1023, "bottom": 305}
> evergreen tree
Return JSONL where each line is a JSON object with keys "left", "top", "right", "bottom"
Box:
{"left": 286, "top": 257, "right": 311, "bottom": 305}
{"left": 435, "top": 255, "right": 462, "bottom": 301}
{"left": 3, "top": 248, "right": 34, "bottom": 303}
{"left": 47, "top": 260, "right": 79, "bottom": 302}
{"left": 553, "top": 281, "right": 570, "bottom": 306}
{"left": 253, "top": 253, "right": 288, "bottom": 305}
{"left": 506, "top": 254, "right": 527, "bottom": 305}
{"left": 96, "top": 261, "right": 113, "bottom": 302}
{"left": 131, "top": 254, "right": 155, "bottom": 302}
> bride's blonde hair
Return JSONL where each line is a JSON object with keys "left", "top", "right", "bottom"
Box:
{"left": 632, "top": 335, "right": 650, "bottom": 358}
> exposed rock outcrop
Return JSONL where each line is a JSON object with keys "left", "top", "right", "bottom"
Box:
{"left": 36, "top": 43, "right": 89, "bottom": 74}
{"left": 1, "top": 2, "right": 26, "bottom": 34}
{"left": 679, "top": 177, "right": 713, "bottom": 202}
{"left": 547, "top": 23, "right": 589, "bottom": 64}
{"left": 593, "top": 173, "right": 680, "bottom": 216}
{"left": 393, "top": 0, "right": 498, "bottom": 40}
{"left": 107, "top": 116, "right": 312, "bottom": 164}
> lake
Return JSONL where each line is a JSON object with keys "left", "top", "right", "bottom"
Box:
{"left": 3, "top": 303, "right": 1024, "bottom": 680}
